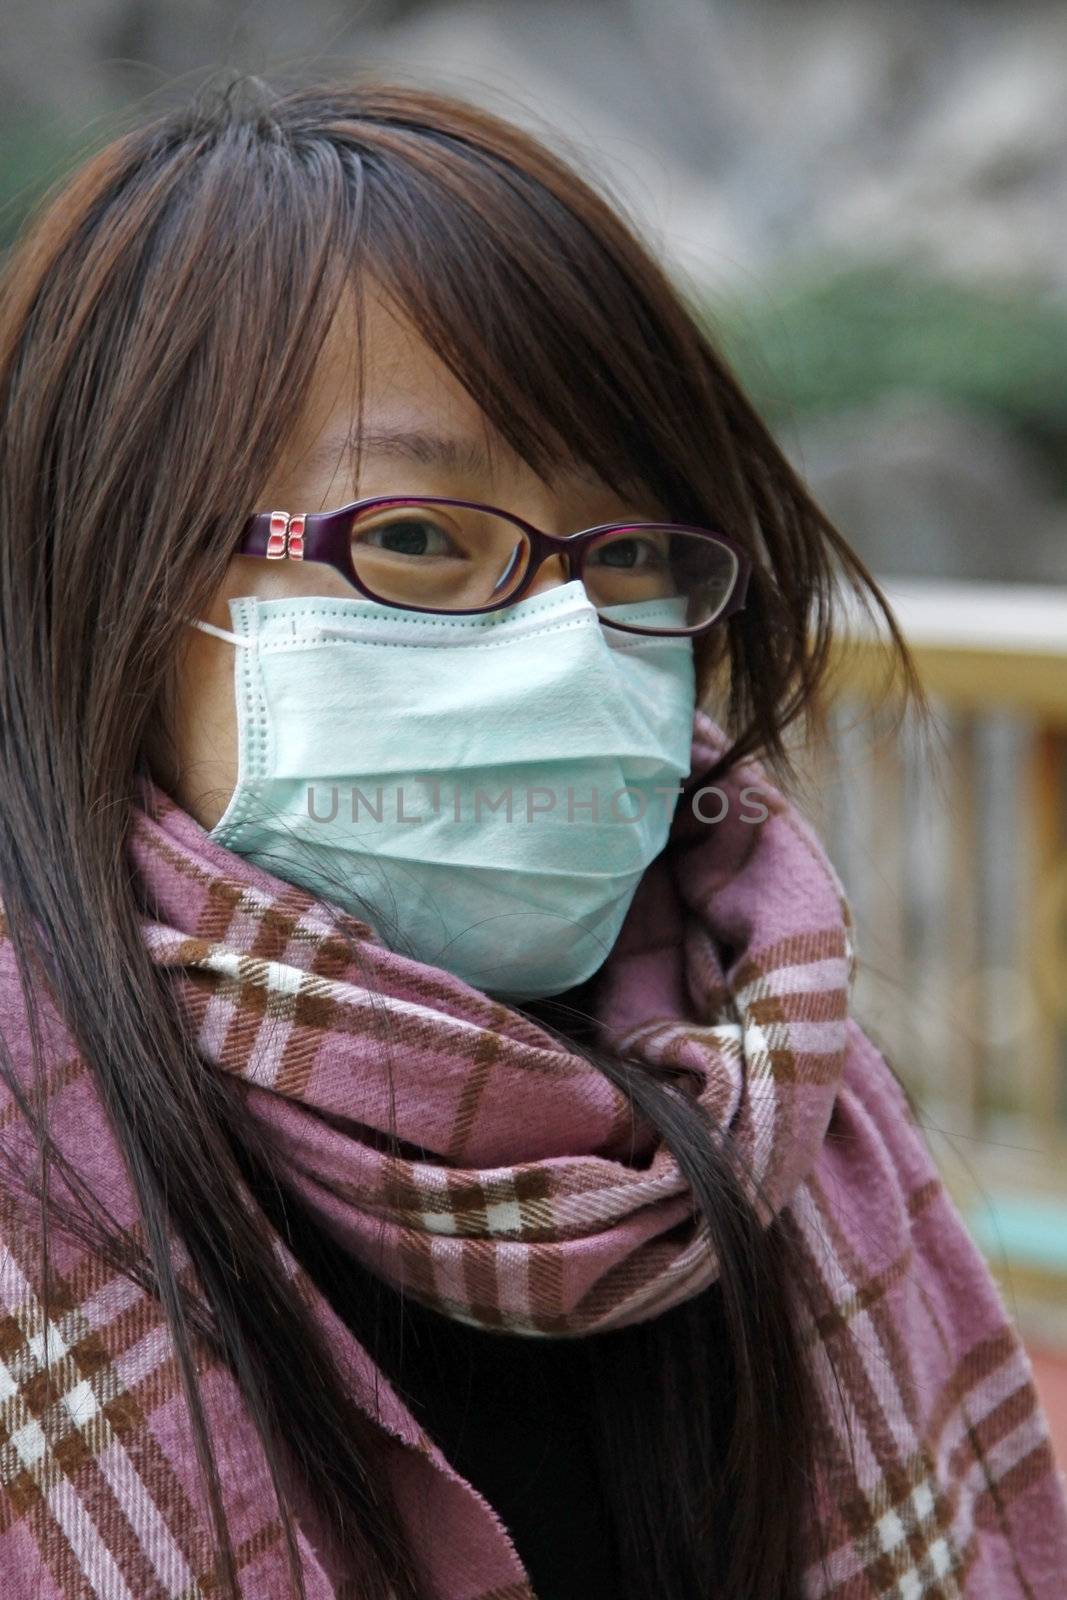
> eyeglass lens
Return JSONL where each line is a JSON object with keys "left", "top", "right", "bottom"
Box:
{"left": 347, "top": 502, "right": 738, "bottom": 632}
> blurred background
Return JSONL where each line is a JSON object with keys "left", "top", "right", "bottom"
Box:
{"left": 3, "top": 0, "right": 1067, "bottom": 1454}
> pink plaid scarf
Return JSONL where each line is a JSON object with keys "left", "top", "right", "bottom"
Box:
{"left": 1, "top": 709, "right": 1065, "bottom": 1598}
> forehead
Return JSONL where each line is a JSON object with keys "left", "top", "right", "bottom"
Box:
{"left": 287, "top": 282, "right": 609, "bottom": 492}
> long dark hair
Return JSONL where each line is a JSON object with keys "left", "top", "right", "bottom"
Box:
{"left": 0, "top": 73, "right": 921, "bottom": 1599}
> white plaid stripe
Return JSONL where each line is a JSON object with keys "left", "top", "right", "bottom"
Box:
{"left": 0, "top": 1242, "right": 206, "bottom": 1599}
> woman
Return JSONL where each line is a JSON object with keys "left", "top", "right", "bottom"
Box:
{"left": 0, "top": 74, "right": 1063, "bottom": 1600}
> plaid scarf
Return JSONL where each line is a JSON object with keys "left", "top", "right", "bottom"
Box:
{"left": 1, "top": 710, "right": 1065, "bottom": 1597}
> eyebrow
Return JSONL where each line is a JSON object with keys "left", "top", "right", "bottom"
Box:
{"left": 304, "top": 427, "right": 603, "bottom": 487}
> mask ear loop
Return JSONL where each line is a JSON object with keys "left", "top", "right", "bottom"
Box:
{"left": 179, "top": 615, "right": 255, "bottom": 648}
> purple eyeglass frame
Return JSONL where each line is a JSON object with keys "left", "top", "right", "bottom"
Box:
{"left": 238, "top": 495, "right": 752, "bottom": 637}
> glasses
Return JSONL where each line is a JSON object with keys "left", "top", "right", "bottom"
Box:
{"left": 238, "top": 496, "right": 752, "bottom": 637}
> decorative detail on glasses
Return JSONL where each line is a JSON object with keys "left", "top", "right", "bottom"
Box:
{"left": 266, "top": 511, "right": 288, "bottom": 560}
{"left": 287, "top": 515, "right": 306, "bottom": 560}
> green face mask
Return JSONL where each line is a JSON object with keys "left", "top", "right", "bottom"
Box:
{"left": 187, "top": 579, "right": 696, "bottom": 1000}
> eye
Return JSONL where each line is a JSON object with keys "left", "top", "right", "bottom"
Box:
{"left": 588, "top": 534, "right": 668, "bottom": 570}
{"left": 354, "top": 516, "right": 458, "bottom": 558}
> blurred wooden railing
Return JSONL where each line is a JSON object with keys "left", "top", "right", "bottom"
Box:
{"left": 795, "top": 580, "right": 1067, "bottom": 1343}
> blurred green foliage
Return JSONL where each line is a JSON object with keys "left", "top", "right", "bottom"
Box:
{"left": 699, "top": 262, "right": 1067, "bottom": 469}
{"left": 0, "top": 119, "right": 90, "bottom": 253}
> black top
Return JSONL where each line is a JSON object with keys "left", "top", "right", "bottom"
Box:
{"left": 273, "top": 1182, "right": 628, "bottom": 1597}
{"left": 271, "top": 1178, "right": 736, "bottom": 1599}
{"left": 366, "top": 1285, "right": 627, "bottom": 1600}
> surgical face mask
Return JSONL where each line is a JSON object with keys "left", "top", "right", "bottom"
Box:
{"left": 186, "top": 580, "right": 696, "bottom": 1001}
